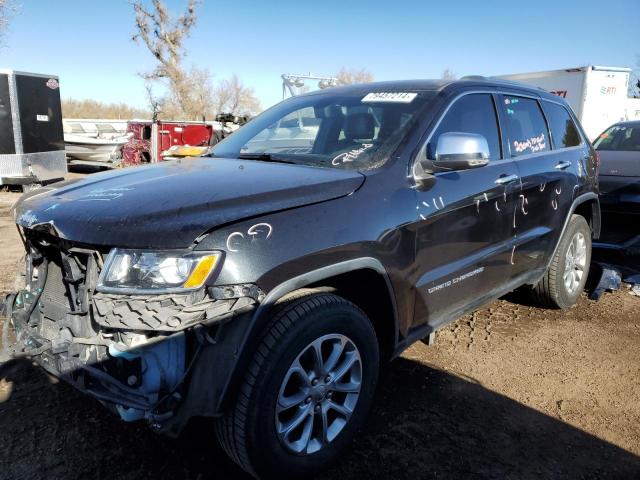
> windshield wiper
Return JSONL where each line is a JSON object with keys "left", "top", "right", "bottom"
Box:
{"left": 237, "top": 153, "right": 296, "bottom": 164}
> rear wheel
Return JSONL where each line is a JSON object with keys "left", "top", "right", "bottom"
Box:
{"left": 532, "top": 214, "right": 591, "bottom": 308}
{"left": 215, "top": 291, "right": 379, "bottom": 479}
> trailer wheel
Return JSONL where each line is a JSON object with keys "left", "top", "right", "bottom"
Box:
{"left": 216, "top": 291, "right": 379, "bottom": 478}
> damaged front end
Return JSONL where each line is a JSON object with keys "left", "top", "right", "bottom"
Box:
{"left": 3, "top": 229, "right": 261, "bottom": 433}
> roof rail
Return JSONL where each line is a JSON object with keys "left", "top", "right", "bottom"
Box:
{"left": 460, "top": 75, "right": 488, "bottom": 81}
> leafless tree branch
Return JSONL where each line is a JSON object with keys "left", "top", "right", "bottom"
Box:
{"left": 336, "top": 67, "right": 374, "bottom": 86}
{"left": 0, "top": 0, "right": 18, "bottom": 46}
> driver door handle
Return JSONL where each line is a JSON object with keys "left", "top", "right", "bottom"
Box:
{"left": 494, "top": 174, "right": 519, "bottom": 185}
{"left": 555, "top": 161, "right": 572, "bottom": 170}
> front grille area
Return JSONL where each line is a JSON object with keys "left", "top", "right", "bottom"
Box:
{"left": 23, "top": 240, "right": 101, "bottom": 342}
{"left": 40, "top": 260, "right": 73, "bottom": 320}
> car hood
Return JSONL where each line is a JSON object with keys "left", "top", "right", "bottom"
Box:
{"left": 13, "top": 158, "right": 365, "bottom": 249}
{"left": 598, "top": 150, "right": 640, "bottom": 177}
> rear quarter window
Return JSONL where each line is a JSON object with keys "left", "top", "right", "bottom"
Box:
{"left": 501, "top": 96, "right": 550, "bottom": 157}
{"left": 543, "top": 101, "right": 582, "bottom": 148}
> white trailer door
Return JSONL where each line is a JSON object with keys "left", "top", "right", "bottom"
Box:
{"left": 495, "top": 68, "right": 586, "bottom": 119}
{"left": 581, "top": 68, "right": 630, "bottom": 140}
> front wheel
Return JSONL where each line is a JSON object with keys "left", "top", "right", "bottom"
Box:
{"left": 216, "top": 291, "right": 379, "bottom": 479}
{"left": 532, "top": 214, "right": 592, "bottom": 309}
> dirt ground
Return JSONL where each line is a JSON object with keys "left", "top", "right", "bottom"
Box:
{"left": 0, "top": 181, "right": 639, "bottom": 480}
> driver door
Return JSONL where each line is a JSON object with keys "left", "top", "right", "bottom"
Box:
{"left": 412, "top": 92, "right": 520, "bottom": 329}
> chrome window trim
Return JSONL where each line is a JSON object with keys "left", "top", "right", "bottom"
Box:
{"left": 412, "top": 89, "right": 586, "bottom": 180}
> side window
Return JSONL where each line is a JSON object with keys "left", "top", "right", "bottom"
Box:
{"left": 431, "top": 93, "right": 501, "bottom": 161}
{"left": 543, "top": 101, "right": 582, "bottom": 148}
{"left": 501, "top": 96, "right": 550, "bottom": 157}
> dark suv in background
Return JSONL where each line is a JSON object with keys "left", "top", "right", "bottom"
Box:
{"left": 4, "top": 78, "right": 599, "bottom": 478}
{"left": 594, "top": 120, "right": 640, "bottom": 214}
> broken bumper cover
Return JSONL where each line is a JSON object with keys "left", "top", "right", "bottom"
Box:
{"left": 2, "top": 283, "right": 262, "bottom": 432}
{"left": 92, "top": 284, "right": 263, "bottom": 332}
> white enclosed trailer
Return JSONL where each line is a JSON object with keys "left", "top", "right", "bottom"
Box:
{"left": 495, "top": 66, "right": 636, "bottom": 140}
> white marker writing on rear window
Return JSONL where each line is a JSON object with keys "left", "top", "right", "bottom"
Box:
{"left": 362, "top": 92, "right": 417, "bottom": 103}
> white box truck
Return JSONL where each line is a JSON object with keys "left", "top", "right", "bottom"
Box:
{"left": 496, "top": 66, "right": 640, "bottom": 141}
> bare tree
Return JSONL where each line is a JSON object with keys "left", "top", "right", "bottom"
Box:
{"left": 62, "top": 98, "right": 151, "bottom": 119}
{"left": 131, "top": 1, "right": 261, "bottom": 120}
{"left": 213, "top": 74, "right": 262, "bottom": 116}
{"left": 441, "top": 68, "right": 457, "bottom": 81}
{"left": 144, "top": 83, "right": 163, "bottom": 121}
{"left": 336, "top": 67, "right": 374, "bottom": 85}
{"left": 131, "top": 0, "right": 211, "bottom": 119}
{"left": 631, "top": 55, "right": 640, "bottom": 98}
{"left": 0, "top": 0, "right": 17, "bottom": 46}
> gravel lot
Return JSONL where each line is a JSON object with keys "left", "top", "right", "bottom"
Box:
{"left": 0, "top": 179, "right": 639, "bottom": 480}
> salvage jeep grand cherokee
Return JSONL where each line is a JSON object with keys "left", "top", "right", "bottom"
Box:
{"left": 3, "top": 78, "right": 599, "bottom": 478}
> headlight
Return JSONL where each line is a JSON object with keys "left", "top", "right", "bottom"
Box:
{"left": 97, "top": 249, "right": 222, "bottom": 293}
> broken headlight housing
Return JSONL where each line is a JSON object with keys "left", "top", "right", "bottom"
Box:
{"left": 97, "top": 249, "right": 222, "bottom": 294}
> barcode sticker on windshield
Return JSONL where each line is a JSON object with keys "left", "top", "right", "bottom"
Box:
{"left": 362, "top": 92, "right": 417, "bottom": 103}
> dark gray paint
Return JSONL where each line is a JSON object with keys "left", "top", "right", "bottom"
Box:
{"left": 13, "top": 78, "right": 600, "bottom": 364}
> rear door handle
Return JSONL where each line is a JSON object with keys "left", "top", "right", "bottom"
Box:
{"left": 495, "top": 174, "right": 519, "bottom": 185}
{"left": 555, "top": 161, "right": 572, "bottom": 170}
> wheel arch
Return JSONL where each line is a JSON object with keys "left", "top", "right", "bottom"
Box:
{"left": 530, "top": 192, "right": 599, "bottom": 288}
{"left": 573, "top": 195, "right": 601, "bottom": 240}
{"left": 217, "top": 258, "right": 399, "bottom": 412}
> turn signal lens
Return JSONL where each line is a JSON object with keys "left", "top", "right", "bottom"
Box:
{"left": 183, "top": 255, "right": 219, "bottom": 289}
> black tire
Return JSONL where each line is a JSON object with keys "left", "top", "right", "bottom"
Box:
{"left": 215, "top": 290, "right": 379, "bottom": 479}
{"left": 532, "top": 214, "right": 592, "bottom": 309}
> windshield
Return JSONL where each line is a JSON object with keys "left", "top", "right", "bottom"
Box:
{"left": 594, "top": 124, "right": 640, "bottom": 152}
{"left": 210, "top": 90, "right": 435, "bottom": 170}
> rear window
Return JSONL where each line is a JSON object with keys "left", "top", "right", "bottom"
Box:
{"left": 501, "top": 96, "right": 550, "bottom": 157}
{"left": 543, "top": 101, "right": 582, "bottom": 148}
{"left": 594, "top": 124, "right": 640, "bottom": 151}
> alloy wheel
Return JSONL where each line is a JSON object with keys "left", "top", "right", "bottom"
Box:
{"left": 564, "top": 231, "right": 587, "bottom": 294}
{"left": 275, "top": 333, "right": 362, "bottom": 455}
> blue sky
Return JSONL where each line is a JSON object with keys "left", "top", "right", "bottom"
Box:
{"left": 1, "top": 0, "right": 638, "bottom": 110}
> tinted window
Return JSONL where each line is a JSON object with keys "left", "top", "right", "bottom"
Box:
{"left": 431, "top": 94, "right": 501, "bottom": 161}
{"left": 502, "top": 96, "right": 550, "bottom": 157}
{"left": 544, "top": 101, "right": 581, "bottom": 148}
{"left": 593, "top": 124, "right": 640, "bottom": 151}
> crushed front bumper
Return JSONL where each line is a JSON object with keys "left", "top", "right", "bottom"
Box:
{"left": 1, "top": 237, "right": 262, "bottom": 434}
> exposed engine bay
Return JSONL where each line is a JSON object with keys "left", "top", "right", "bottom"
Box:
{"left": 3, "top": 228, "right": 260, "bottom": 430}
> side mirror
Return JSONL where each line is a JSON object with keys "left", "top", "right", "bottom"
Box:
{"left": 429, "top": 132, "right": 490, "bottom": 170}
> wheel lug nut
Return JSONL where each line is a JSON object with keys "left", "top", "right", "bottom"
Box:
{"left": 311, "top": 378, "right": 319, "bottom": 386}
{"left": 324, "top": 375, "right": 331, "bottom": 383}
{"left": 305, "top": 396, "right": 312, "bottom": 404}
{"left": 327, "top": 391, "right": 333, "bottom": 399}
{"left": 315, "top": 404, "right": 321, "bottom": 412}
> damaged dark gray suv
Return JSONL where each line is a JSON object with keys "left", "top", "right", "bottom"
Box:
{"left": 3, "top": 78, "right": 600, "bottom": 478}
